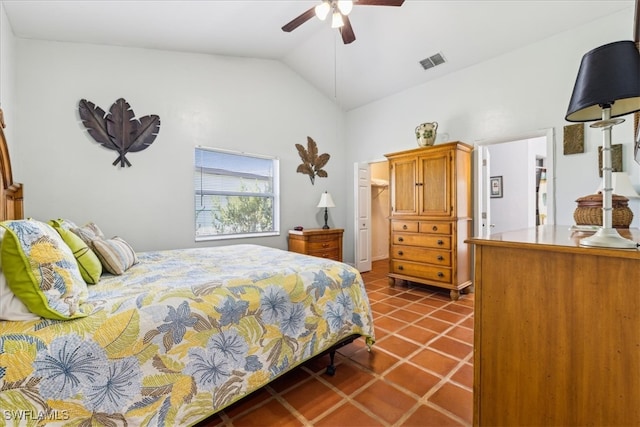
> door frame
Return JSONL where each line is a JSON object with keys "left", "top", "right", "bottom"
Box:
{"left": 473, "top": 128, "right": 556, "bottom": 237}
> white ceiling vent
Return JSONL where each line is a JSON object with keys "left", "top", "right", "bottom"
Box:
{"left": 419, "top": 52, "right": 446, "bottom": 70}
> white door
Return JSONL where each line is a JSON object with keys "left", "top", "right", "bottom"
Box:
{"left": 354, "top": 162, "right": 372, "bottom": 272}
{"left": 477, "top": 146, "right": 492, "bottom": 237}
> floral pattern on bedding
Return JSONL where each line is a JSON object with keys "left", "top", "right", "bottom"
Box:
{"left": 0, "top": 244, "right": 375, "bottom": 426}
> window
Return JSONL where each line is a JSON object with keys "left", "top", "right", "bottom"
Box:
{"left": 194, "top": 146, "right": 280, "bottom": 241}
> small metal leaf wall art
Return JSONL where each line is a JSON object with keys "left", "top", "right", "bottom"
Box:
{"left": 295, "top": 136, "right": 330, "bottom": 185}
{"left": 79, "top": 98, "right": 161, "bottom": 167}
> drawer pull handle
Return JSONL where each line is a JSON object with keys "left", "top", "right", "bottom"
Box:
{"left": 437, "top": 240, "right": 444, "bottom": 246}
{"left": 437, "top": 255, "right": 444, "bottom": 261}
{"left": 322, "top": 243, "right": 329, "bottom": 248}
{"left": 398, "top": 265, "right": 404, "bottom": 270}
{"left": 437, "top": 272, "right": 444, "bottom": 277}
{"left": 432, "top": 226, "right": 438, "bottom": 231}
{"left": 403, "top": 225, "right": 408, "bottom": 230}
{"left": 398, "top": 251, "right": 404, "bottom": 256}
{"left": 398, "top": 237, "right": 404, "bottom": 242}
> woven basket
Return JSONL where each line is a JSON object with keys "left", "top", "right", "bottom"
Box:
{"left": 574, "top": 193, "right": 633, "bottom": 228}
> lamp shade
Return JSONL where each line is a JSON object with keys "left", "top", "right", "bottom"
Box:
{"left": 565, "top": 40, "right": 640, "bottom": 122}
{"left": 315, "top": 1, "right": 330, "bottom": 20}
{"left": 317, "top": 191, "right": 335, "bottom": 208}
{"left": 596, "top": 172, "right": 640, "bottom": 198}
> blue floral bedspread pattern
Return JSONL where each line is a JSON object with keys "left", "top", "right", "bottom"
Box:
{"left": 0, "top": 245, "right": 375, "bottom": 426}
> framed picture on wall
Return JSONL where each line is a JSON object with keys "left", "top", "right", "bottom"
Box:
{"left": 490, "top": 176, "right": 503, "bottom": 198}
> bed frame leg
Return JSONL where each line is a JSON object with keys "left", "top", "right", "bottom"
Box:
{"left": 326, "top": 350, "right": 337, "bottom": 376}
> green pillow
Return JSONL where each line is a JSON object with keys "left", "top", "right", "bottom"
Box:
{"left": 49, "top": 219, "right": 102, "bottom": 284}
{"left": 0, "top": 219, "right": 92, "bottom": 320}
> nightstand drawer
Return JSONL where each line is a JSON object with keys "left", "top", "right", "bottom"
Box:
{"left": 391, "top": 260, "right": 452, "bottom": 283}
{"left": 307, "top": 248, "right": 340, "bottom": 260}
{"left": 392, "top": 233, "right": 451, "bottom": 249}
{"left": 307, "top": 239, "right": 339, "bottom": 251}
{"left": 391, "top": 245, "right": 451, "bottom": 266}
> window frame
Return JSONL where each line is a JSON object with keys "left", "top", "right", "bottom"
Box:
{"left": 194, "top": 146, "right": 280, "bottom": 241}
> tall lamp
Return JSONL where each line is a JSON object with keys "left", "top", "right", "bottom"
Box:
{"left": 565, "top": 40, "right": 640, "bottom": 248}
{"left": 317, "top": 191, "right": 335, "bottom": 229}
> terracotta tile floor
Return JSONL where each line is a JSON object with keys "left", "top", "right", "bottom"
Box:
{"left": 196, "top": 259, "right": 474, "bottom": 426}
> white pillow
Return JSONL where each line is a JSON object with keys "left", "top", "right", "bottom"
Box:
{"left": 0, "top": 272, "right": 39, "bottom": 321}
{"left": 0, "top": 228, "right": 39, "bottom": 321}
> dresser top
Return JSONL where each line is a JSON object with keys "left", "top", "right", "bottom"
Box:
{"left": 468, "top": 226, "right": 640, "bottom": 260}
{"left": 288, "top": 228, "right": 344, "bottom": 236}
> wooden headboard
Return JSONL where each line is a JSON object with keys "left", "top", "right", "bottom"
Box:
{"left": 0, "top": 115, "right": 24, "bottom": 221}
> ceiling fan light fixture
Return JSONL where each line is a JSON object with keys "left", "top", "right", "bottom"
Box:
{"left": 331, "top": 11, "right": 344, "bottom": 28}
{"left": 315, "top": 1, "right": 331, "bottom": 20}
{"left": 337, "top": 0, "right": 353, "bottom": 15}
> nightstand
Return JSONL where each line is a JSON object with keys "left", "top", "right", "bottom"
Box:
{"left": 288, "top": 228, "right": 344, "bottom": 262}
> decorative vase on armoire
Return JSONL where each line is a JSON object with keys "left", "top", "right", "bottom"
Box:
{"left": 415, "top": 122, "right": 438, "bottom": 147}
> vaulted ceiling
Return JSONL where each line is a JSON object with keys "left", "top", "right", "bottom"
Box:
{"left": 2, "top": 1, "right": 635, "bottom": 110}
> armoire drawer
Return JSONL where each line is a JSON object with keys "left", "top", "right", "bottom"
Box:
{"left": 419, "top": 222, "right": 452, "bottom": 235}
{"left": 392, "top": 233, "right": 451, "bottom": 249}
{"left": 391, "top": 245, "right": 451, "bottom": 266}
{"left": 390, "top": 260, "right": 452, "bottom": 283}
{"left": 391, "top": 220, "right": 419, "bottom": 232}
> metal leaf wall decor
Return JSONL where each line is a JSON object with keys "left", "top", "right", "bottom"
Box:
{"left": 79, "top": 98, "right": 160, "bottom": 167}
{"left": 295, "top": 136, "right": 330, "bottom": 185}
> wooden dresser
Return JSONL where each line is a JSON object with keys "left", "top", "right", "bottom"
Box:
{"left": 385, "top": 142, "right": 473, "bottom": 300}
{"left": 287, "top": 228, "right": 343, "bottom": 262}
{"left": 468, "top": 226, "right": 640, "bottom": 426}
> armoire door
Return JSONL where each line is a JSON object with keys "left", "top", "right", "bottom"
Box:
{"left": 389, "top": 157, "right": 417, "bottom": 215}
{"left": 419, "top": 151, "right": 452, "bottom": 217}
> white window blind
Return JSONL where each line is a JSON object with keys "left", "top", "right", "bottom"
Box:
{"left": 194, "top": 146, "right": 280, "bottom": 240}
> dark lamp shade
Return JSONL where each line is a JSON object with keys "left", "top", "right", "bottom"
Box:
{"left": 565, "top": 40, "right": 640, "bottom": 122}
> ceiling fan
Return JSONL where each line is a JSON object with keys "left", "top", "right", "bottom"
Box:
{"left": 281, "top": 0, "right": 405, "bottom": 45}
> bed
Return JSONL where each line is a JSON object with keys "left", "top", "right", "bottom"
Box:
{"left": 0, "top": 118, "right": 375, "bottom": 426}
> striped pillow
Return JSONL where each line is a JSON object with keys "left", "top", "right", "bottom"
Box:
{"left": 92, "top": 237, "right": 138, "bottom": 275}
{"left": 71, "top": 222, "right": 105, "bottom": 246}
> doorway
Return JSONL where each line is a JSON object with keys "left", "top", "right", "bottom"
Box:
{"left": 370, "top": 161, "right": 389, "bottom": 261}
{"left": 474, "top": 129, "right": 555, "bottom": 236}
{"left": 353, "top": 160, "right": 389, "bottom": 273}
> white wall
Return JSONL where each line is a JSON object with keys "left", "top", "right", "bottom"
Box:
{"left": 0, "top": 3, "right": 16, "bottom": 147}
{"left": 2, "top": 6, "right": 638, "bottom": 263}
{"left": 344, "top": 8, "right": 638, "bottom": 260}
{"left": 12, "top": 39, "right": 347, "bottom": 252}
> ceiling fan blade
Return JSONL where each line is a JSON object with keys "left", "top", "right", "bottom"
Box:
{"left": 340, "top": 15, "right": 356, "bottom": 44}
{"left": 354, "top": 0, "right": 405, "bottom": 6}
{"left": 282, "top": 7, "right": 316, "bottom": 32}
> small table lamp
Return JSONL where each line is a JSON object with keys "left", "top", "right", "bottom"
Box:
{"left": 565, "top": 40, "right": 640, "bottom": 248}
{"left": 317, "top": 191, "right": 335, "bottom": 229}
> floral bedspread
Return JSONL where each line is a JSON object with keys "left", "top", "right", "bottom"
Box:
{"left": 0, "top": 244, "right": 375, "bottom": 426}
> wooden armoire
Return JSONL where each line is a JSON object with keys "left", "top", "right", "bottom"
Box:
{"left": 384, "top": 141, "right": 473, "bottom": 300}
